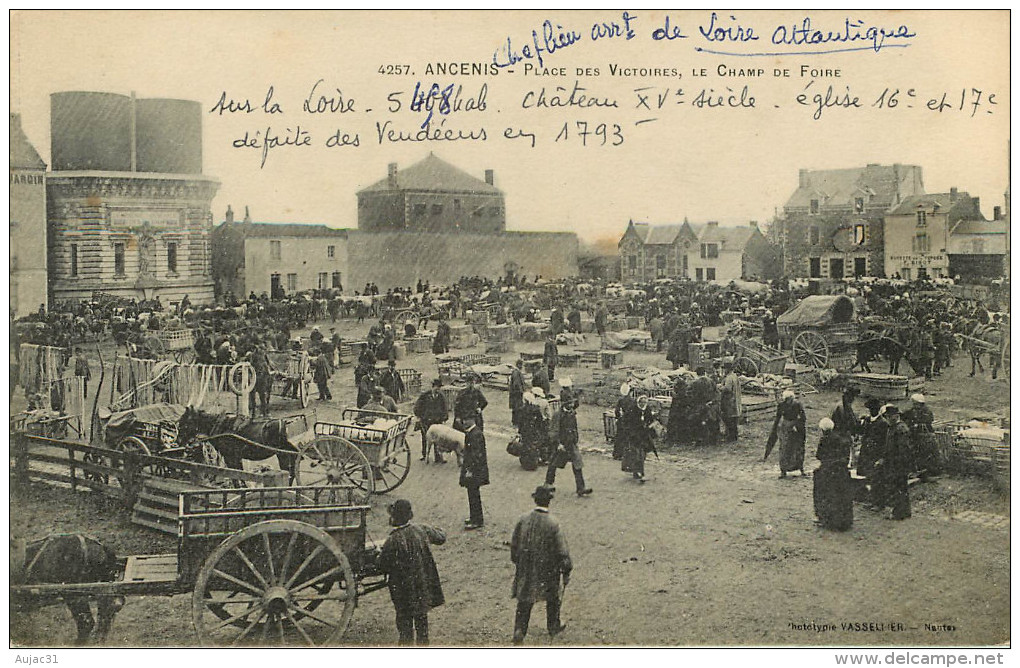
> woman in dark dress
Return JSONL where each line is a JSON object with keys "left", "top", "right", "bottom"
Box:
{"left": 813, "top": 417, "right": 854, "bottom": 531}
{"left": 622, "top": 395, "right": 655, "bottom": 482}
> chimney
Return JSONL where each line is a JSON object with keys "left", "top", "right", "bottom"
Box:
{"left": 972, "top": 197, "right": 980, "bottom": 215}
{"left": 798, "top": 169, "right": 809, "bottom": 188}
{"left": 950, "top": 187, "right": 958, "bottom": 202}
{"left": 243, "top": 206, "right": 251, "bottom": 224}
{"left": 387, "top": 163, "right": 398, "bottom": 187}
{"left": 749, "top": 221, "right": 758, "bottom": 229}
{"left": 225, "top": 205, "right": 234, "bottom": 225}
{"left": 485, "top": 169, "right": 494, "bottom": 185}
{"left": 994, "top": 206, "right": 1002, "bottom": 220}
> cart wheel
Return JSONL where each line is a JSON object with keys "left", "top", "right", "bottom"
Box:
{"left": 298, "top": 379, "right": 310, "bottom": 409}
{"left": 733, "top": 356, "right": 759, "bottom": 377}
{"left": 295, "top": 436, "right": 374, "bottom": 500}
{"left": 115, "top": 436, "right": 153, "bottom": 487}
{"left": 373, "top": 436, "right": 412, "bottom": 494}
{"left": 82, "top": 451, "right": 110, "bottom": 485}
{"left": 1002, "top": 339, "right": 1010, "bottom": 379}
{"left": 192, "top": 519, "right": 357, "bottom": 647}
{"left": 792, "top": 331, "right": 830, "bottom": 368}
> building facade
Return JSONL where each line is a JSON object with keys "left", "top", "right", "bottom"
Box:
{"left": 46, "top": 92, "right": 219, "bottom": 306}
{"left": 10, "top": 113, "right": 48, "bottom": 317}
{"left": 947, "top": 214, "right": 1007, "bottom": 282}
{"left": 779, "top": 164, "right": 925, "bottom": 279}
{"left": 618, "top": 220, "right": 777, "bottom": 284}
{"left": 357, "top": 154, "right": 505, "bottom": 233}
{"left": 212, "top": 209, "right": 349, "bottom": 299}
{"left": 883, "top": 189, "right": 983, "bottom": 280}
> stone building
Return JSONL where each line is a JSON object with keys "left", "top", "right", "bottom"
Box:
{"left": 778, "top": 164, "right": 925, "bottom": 279}
{"left": 947, "top": 210, "right": 1008, "bottom": 282}
{"left": 10, "top": 113, "right": 48, "bottom": 317}
{"left": 46, "top": 92, "right": 219, "bottom": 306}
{"left": 212, "top": 207, "right": 349, "bottom": 299}
{"left": 357, "top": 153, "right": 505, "bottom": 233}
{"left": 883, "top": 189, "right": 984, "bottom": 280}
{"left": 618, "top": 219, "right": 777, "bottom": 284}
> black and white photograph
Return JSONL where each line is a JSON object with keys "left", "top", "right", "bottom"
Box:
{"left": 8, "top": 9, "right": 1011, "bottom": 660}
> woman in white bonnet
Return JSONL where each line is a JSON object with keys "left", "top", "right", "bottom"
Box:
{"left": 813, "top": 417, "right": 854, "bottom": 531}
{"left": 765, "top": 389, "right": 807, "bottom": 478}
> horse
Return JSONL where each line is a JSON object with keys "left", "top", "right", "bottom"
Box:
{"left": 176, "top": 405, "right": 298, "bottom": 480}
{"left": 10, "top": 534, "right": 124, "bottom": 645}
{"left": 855, "top": 328, "right": 906, "bottom": 374}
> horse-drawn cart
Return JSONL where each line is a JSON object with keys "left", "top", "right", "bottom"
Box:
{"left": 269, "top": 351, "right": 312, "bottom": 409}
{"left": 777, "top": 294, "right": 859, "bottom": 370}
{"left": 293, "top": 409, "right": 414, "bottom": 495}
{"left": 11, "top": 485, "right": 389, "bottom": 646}
{"left": 157, "top": 329, "right": 196, "bottom": 364}
{"left": 731, "top": 338, "right": 790, "bottom": 377}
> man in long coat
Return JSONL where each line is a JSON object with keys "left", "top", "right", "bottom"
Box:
{"left": 543, "top": 335, "right": 559, "bottom": 382}
{"left": 454, "top": 377, "right": 488, "bottom": 432}
{"left": 511, "top": 486, "right": 571, "bottom": 644}
{"left": 414, "top": 379, "right": 449, "bottom": 463}
{"left": 460, "top": 417, "right": 489, "bottom": 530}
{"left": 717, "top": 360, "right": 742, "bottom": 442}
{"left": 378, "top": 499, "right": 446, "bottom": 645}
{"left": 508, "top": 359, "right": 526, "bottom": 429}
{"left": 873, "top": 406, "right": 913, "bottom": 520}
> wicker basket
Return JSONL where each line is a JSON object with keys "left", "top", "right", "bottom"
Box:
{"left": 398, "top": 368, "right": 423, "bottom": 399}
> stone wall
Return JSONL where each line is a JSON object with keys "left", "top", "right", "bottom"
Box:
{"left": 346, "top": 230, "right": 578, "bottom": 288}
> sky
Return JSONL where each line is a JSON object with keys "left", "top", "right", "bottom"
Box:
{"left": 10, "top": 10, "right": 1010, "bottom": 247}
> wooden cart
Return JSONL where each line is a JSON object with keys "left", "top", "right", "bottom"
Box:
{"left": 157, "top": 329, "right": 196, "bottom": 364}
{"left": 777, "top": 295, "right": 859, "bottom": 370}
{"left": 297, "top": 409, "right": 414, "bottom": 495}
{"left": 10, "top": 485, "right": 388, "bottom": 647}
{"left": 732, "top": 338, "right": 790, "bottom": 377}
{"left": 268, "top": 351, "right": 312, "bottom": 409}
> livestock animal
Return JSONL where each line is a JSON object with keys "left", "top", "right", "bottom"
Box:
{"left": 10, "top": 534, "right": 124, "bottom": 645}
{"left": 176, "top": 405, "right": 298, "bottom": 479}
{"left": 424, "top": 423, "right": 465, "bottom": 465}
{"left": 855, "top": 329, "right": 906, "bottom": 374}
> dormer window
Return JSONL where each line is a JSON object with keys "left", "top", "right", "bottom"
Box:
{"left": 916, "top": 210, "right": 927, "bottom": 227}
{"left": 854, "top": 197, "right": 865, "bottom": 213}
{"left": 810, "top": 199, "right": 820, "bottom": 215}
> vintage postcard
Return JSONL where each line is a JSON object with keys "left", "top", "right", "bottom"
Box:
{"left": 8, "top": 9, "right": 1010, "bottom": 659}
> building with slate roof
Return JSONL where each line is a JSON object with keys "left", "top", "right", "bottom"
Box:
{"left": 883, "top": 188, "right": 985, "bottom": 280}
{"left": 356, "top": 153, "right": 505, "bottom": 233}
{"left": 10, "top": 113, "right": 48, "bottom": 317}
{"left": 212, "top": 206, "right": 348, "bottom": 299}
{"left": 618, "top": 219, "right": 778, "bottom": 284}
{"left": 778, "top": 163, "right": 925, "bottom": 279}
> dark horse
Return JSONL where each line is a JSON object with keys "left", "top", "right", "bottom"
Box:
{"left": 177, "top": 405, "right": 298, "bottom": 479}
{"left": 855, "top": 328, "right": 907, "bottom": 374}
{"left": 10, "top": 534, "right": 124, "bottom": 645}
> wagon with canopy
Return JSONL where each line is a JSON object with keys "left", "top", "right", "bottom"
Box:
{"left": 777, "top": 294, "right": 859, "bottom": 370}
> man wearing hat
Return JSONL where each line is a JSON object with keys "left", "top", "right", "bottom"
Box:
{"left": 509, "top": 359, "right": 527, "bottom": 429}
{"left": 717, "top": 360, "right": 742, "bottom": 443}
{"left": 903, "top": 393, "right": 938, "bottom": 480}
{"left": 379, "top": 359, "right": 406, "bottom": 403}
{"left": 378, "top": 499, "right": 446, "bottom": 645}
{"left": 531, "top": 364, "right": 551, "bottom": 398}
{"left": 543, "top": 334, "right": 559, "bottom": 382}
{"left": 414, "top": 379, "right": 449, "bottom": 463}
{"left": 544, "top": 392, "right": 593, "bottom": 497}
{"left": 510, "top": 486, "right": 571, "bottom": 644}
{"left": 872, "top": 405, "right": 912, "bottom": 519}
{"left": 454, "top": 376, "right": 488, "bottom": 432}
{"left": 460, "top": 416, "right": 489, "bottom": 530}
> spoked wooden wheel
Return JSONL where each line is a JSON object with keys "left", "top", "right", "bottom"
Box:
{"left": 792, "top": 331, "right": 830, "bottom": 368}
{"left": 373, "top": 436, "right": 412, "bottom": 493}
{"left": 81, "top": 451, "right": 110, "bottom": 485}
{"left": 1002, "top": 339, "right": 1010, "bottom": 379}
{"left": 193, "top": 520, "right": 357, "bottom": 647}
{"left": 295, "top": 436, "right": 375, "bottom": 499}
{"left": 115, "top": 436, "right": 152, "bottom": 487}
{"left": 733, "top": 356, "right": 759, "bottom": 377}
{"left": 298, "top": 378, "right": 310, "bottom": 409}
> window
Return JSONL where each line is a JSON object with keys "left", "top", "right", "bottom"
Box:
{"left": 327, "top": 245, "right": 335, "bottom": 258}
{"left": 916, "top": 211, "right": 927, "bottom": 226}
{"left": 431, "top": 203, "right": 443, "bottom": 216}
{"left": 695, "top": 268, "right": 704, "bottom": 282}
{"left": 913, "top": 232, "right": 930, "bottom": 253}
{"left": 270, "top": 240, "right": 281, "bottom": 260}
{"left": 454, "top": 199, "right": 462, "bottom": 214}
{"left": 706, "top": 268, "right": 716, "bottom": 281}
{"left": 628, "top": 255, "right": 637, "bottom": 269}
{"left": 854, "top": 257, "right": 867, "bottom": 277}
{"left": 318, "top": 272, "right": 328, "bottom": 289}
{"left": 682, "top": 254, "right": 689, "bottom": 277}
{"left": 332, "top": 271, "right": 342, "bottom": 288}
{"left": 70, "top": 243, "right": 78, "bottom": 277}
{"left": 853, "top": 224, "right": 867, "bottom": 246}
{"left": 809, "top": 226, "right": 820, "bottom": 245}
{"left": 829, "top": 258, "right": 844, "bottom": 278}
{"left": 901, "top": 268, "right": 911, "bottom": 280}
{"left": 114, "top": 242, "right": 125, "bottom": 276}
{"left": 287, "top": 273, "right": 297, "bottom": 292}
{"left": 656, "top": 255, "right": 666, "bottom": 277}
{"left": 413, "top": 203, "right": 427, "bottom": 217}
{"left": 809, "top": 257, "right": 821, "bottom": 278}
{"left": 810, "top": 199, "right": 820, "bottom": 215}
{"left": 700, "top": 243, "right": 718, "bottom": 259}
{"left": 854, "top": 197, "right": 865, "bottom": 213}
{"left": 167, "top": 242, "right": 178, "bottom": 274}
{"left": 490, "top": 206, "right": 501, "bottom": 217}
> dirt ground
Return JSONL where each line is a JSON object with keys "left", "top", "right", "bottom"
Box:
{"left": 9, "top": 315, "right": 1011, "bottom": 647}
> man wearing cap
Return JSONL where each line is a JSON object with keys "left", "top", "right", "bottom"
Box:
{"left": 365, "top": 386, "right": 398, "bottom": 413}
{"left": 311, "top": 346, "right": 333, "bottom": 401}
{"left": 813, "top": 417, "right": 854, "bottom": 531}
{"left": 511, "top": 486, "right": 571, "bottom": 644}
{"left": 378, "top": 499, "right": 446, "bottom": 645}
{"left": 872, "top": 405, "right": 912, "bottom": 520}
{"left": 717, "top": 360, "right": 742, "bottom": 443}
{"left": 414, "top": 379, "right": 449, "bottom": 463}
{"left": 518, "top": 389, "right": 548, "bottom": 470}
{"left": 460, "top": 416, "right": 489, "bottom": 530}
{"left": 903, "top": 394, "right": 938, "bottom": 480}
{"left": 454, "top": 376, "right": 488, "bottom": 432}
{"left": 544, "top": 394, "right": 593, "bottom": 497}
